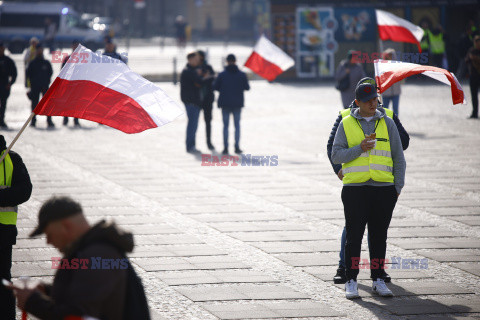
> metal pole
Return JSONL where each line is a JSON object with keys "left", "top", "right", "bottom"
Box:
{"left": 173, "top": 57, "right": 177, "bottom": 85}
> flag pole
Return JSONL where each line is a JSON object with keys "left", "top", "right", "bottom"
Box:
{"left": 374, "top": 60, "right": 383, "bottom": 105}
{"left": 0, "top": 112, "right": 35, "bottom": 163}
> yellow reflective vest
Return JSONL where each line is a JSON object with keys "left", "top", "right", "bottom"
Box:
{"left": 341, "top": 115, "right": 394, "bottom": 184}
{"left": 0, "top": 151, "right": 17, "bottom": 225}
{"left": 428, "top": 32, "right": 445, "bottom": 55}
{"left": 341, "top": 107, "right": 393, "bottom": 119}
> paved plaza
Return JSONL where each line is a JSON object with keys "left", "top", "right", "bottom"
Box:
{"left": 3, "top": 43, "right": 480, "bottom": 319}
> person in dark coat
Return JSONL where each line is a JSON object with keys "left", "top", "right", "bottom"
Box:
{"left": 0, "top": 135, "right": 32, "bottom": 319}
{"left": 180, "top": 52, "right": 208, "bottom": 153}
{"left": 197, "top": 50, "right": 215, "bottom": 150}
{"left": 214, "top": 54, "right": 250, "bottom": 155}
{"left": 26, "top": 43, "right": 54, "bottom": 128}
{"left": 466, "top": 35, "right": 480, "bottom": 119}
{"left": 0, "top": 42, "right": 17, "bottom": 129}
{"left": 326, "top": 77, "right": 410, "bottom": 285}
{"left": 62, "top": 40, "right": 81, "bottom": 127}
{"left": 10, "top": 196, "right": 146, "bottom": 320}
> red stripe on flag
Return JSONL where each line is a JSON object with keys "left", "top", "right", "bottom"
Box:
{"left": 244, "top": 51, "right": 284, "bottom": 81}
{"left": 34, "top": 78, "right": 158, "bottom": 133}
{"left": 376, "top": 66, "right": 464, "bottom": 105}
{"left": 378, "top": 25, "right": 422, "bottom": 52}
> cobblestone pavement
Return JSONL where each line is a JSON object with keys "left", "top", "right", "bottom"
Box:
{"left": 3, "top": 45, "right": 480, "bottom": 319}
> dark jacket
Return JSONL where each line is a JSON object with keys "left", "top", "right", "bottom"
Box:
{"left": 26, "top": 56, "right": 53, "bottom": 91}
{"left": 180, "top": 64, "right": 204, "bottom": 106}
{"left": 26, "top": 220, "right": 134, "bottom": 320}
{"left": 214, "top": 64, "right": 250, "bottom": 110}
{"left": 0, "top": 137, "right": 32, "bottom": 245}
{"left": 200, "top": 62, "right": 215, "bottom": 106}
{"left": 327, "top": 100, "right": 410, "bottom": 174}
{"left": 0, "top": 55, "right": 17, "bottom": 89}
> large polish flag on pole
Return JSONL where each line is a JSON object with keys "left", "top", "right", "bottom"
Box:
{"left": 374, "top": 59, "right": 465, "bottom": 105}
{"left": 34, "top": 45, "right": 183, "bottom": 134}
{"left": 244, "top": 35, "right": 294, "bottom": 81}
{"left": 376, "top": 9, "right": 424, "bottom": 52}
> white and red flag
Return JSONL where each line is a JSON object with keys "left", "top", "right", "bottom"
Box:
{"left": 374, "top": 59, "right": 465, "bottom": 105}
{"left": 34, "top": 45, "right": 183, "bottom": 133}
{"left": 375, "top": 9, "right": 424, "bottom": 52}
{"left": 244, "top": 35, "right": 294, "bottom": 81}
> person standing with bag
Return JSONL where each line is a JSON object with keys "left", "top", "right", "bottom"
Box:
{"left": 335, "top": 50, "right": 366, "bottom": 109}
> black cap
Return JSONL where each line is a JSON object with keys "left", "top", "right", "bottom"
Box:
{"left": 30, "top": 196, "right": 83, "bottom": 237}
{"left": 226, "top": 54, "right": 236, "bottom": 62}
{"left": 357, "top": 77, "right": 376, "bottom": 88}
{"left": 355, "top": 83, "right": 378, "bottom": 102}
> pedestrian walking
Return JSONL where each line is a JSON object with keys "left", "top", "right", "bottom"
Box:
{"left": 24, "top": 37, "right": 39, "bottom": 88}
{"left": 214, "top": 54, "right": 250, "bottom": 155}
{"left": 62, "top": 40, "right": 81, "bottom": 127}
{"left": 0, "top": 42, "right": 17, "bottom": 129}
{"left": 327, "top": 77, "right": 410, "bottom": 286}
{"left": 9, "top": 196, "right": 150, "bottom": 320}
{"left": 174, "top": 15, "right": 187, "bottom": 48}
{"left": 331, "top": 80, "right": 406, "bottom": 299}
{"left": 44, "top": 17, "right": 57, "bottom": 53}
{"left": 466, "top": 35, "right": 480, "bottom": 119}
{"left": 181, "top": 52, "right": 206, "bottom": 153}
{"left": 381, "top": 49, "right": 402, "bottom": 116}
{"left": 26, "top": 43, "right": 54, "bottom": 128}
{"left": 0, "top": 134, "right": 33, "bottom": 320}
{"left": 198, "top": 50, "right": 215, "bottom": 150}
{"left": 428, "top": 25, "right": 446, "bottom": 68}
{"left": 335, "top": 50, "right": 366, "bottom": 109}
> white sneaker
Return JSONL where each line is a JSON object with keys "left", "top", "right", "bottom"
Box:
{"left": 345, "top": 279, "right": 360, "bottom": 299}
{"left": 372, "top": 278, "right": 393, "bottom": 297}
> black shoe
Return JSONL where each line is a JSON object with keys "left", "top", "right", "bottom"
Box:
{"left": 333, "top": 267, "right": 347, "bottom": 284}
{"left": 0, "top": 123, "right": 8, "bottom": 129}
{"left": 63, "top": 117, "right": 68, "bottom": 125}
{"left": 468, "top": 114, "right": 478, "bottom": 119}
{"left": 222, "top": 148, "right": 228, "bottom": 155}
{"left": 207, "top": 142, "right": 215, "bottom": 150}
{"left": 380, "top": 271, "right": 391, "bottom": 283}
{"left": 187, "top": 148, "right": 201, "bottom": 154}
{"left": 234, "top": 147, "right": 243, "bottom": 154}
{"left": 47, "top": 123, "right": 55, "bottom": 129}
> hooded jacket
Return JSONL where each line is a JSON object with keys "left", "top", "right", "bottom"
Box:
{"left": 214, "top": 64, "right": 250, "bottom": 110}
{"left": 326, "top": 101, "right": 409, "bottom": 175}
{"left": 331, "top": 107, "right": 406, "bottom": 194}
{"left": 0, "top": 135, "right": 32, "bottom": 244}
{"left": 26, "top": 220, "right": 134, "bottom": 320}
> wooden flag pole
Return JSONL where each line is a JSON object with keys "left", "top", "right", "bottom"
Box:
{"left": 0, "top": 112, "right": 35, "bottom": 163}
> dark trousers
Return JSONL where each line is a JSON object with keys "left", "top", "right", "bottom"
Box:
{"left": 31, "top": 87, "right": 53, "bottom": 125}
{"left": 470, "top": 76, "right": 479, "bottom": 118}
{"left": 0, "top": 88, "right": 10, "bottom": 125}
{"left": 202, "top": 102, "right": 213, "bottom": 144}
{"left": 222, "top": 108, "right": 241, "bottom": 149}
{"left": 342, "top": 185, "right": 397, "bottom": 280}
{"left": 185, "top": 104, "right": 201, "bottom": 151}
{"left": 0, "top": 224, "right": 16, "bottom": 320}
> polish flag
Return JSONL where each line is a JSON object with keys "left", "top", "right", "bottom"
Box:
{"left": 376, "top": 9, "right": 424, "bottom": 52}
{"left": 374, "top": 59, "right": 465, "bottom": 105}
{"left": 244, "top": 35, "right": 294, "bottom": 81}
{"left": 34, "top": 45, "right": 183, "bottom": 133}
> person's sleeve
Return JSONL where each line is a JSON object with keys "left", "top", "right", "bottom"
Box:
{"left": 0, "top": 152, "right": 32, "bottom": 207}
{"left": 9, "top": 58, "right": 17, "bottom": 85}
{"left": 327, "top": 114, "right": 343, "bottom": 174}
{"left": 244, "top": 73, "right": 250, "bottom": 91}
{"left": 25, "top": 244, "right": 127, "bottom": 320}
{"left": 387, "top": 118, "right": 406, "bottom": 194}
{"left": 331, "top": 121, "right": 364, "bottom": 164}
{"left": 392, "top": 113, "right": 410, "bottom": 150}
{"left": 213, "top": 74, "right": 220, "bottom": 91}
{"left": 48, "top": 62, "right": 53, "bottom": 79}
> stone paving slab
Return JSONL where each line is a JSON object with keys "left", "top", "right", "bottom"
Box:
{"left": 273, "top": 253, "right": 339, "bottom": 266}
{"left": 208, "top": 222, "right": 309, "bottom": 232}
{"left": 327, "top": 218, "right": 435, "bottom": 228}
{"left": 451, "top": 263, "right": 480, "bottom": 277}
{"left": 175, "top": 284, "right": 310, "bottom": 302}
{"left": 193, "top": 213, "right": 285, "bottom": 222}
{"left": 251, "top": 240, "right": 340, "bottom": 253}
{"left": 406, "top": 315, "right": 479, "bottom": 320}
{"left": 429, "top": 297, "right": 480, "bottom": 313}
{"left": 201, "top": 301, "right": 344, "bottom": 319}
{"left": 157, "top": 270, "right": 279, "bottom": 286}
{"left": 130, "top": 244, "right": 227, "bottom": 258}
{"left": 11, "top": 262, "right": 55, "bottom": 277}
{"left": 389, "top": 239, "right": 480, "bottom": 250}
{"left": 334, "top": 280, "right": 473, "bottom": 297}
{"left": 425, "top": 208, "right": 480, "bottom": 216}
{"left": 388, "top": 227, "right": 461, "bottom": 238}
{"left": 229, "top": 231, "right": 336, "bottom": 242}
{"left": 418, "top": 250, "right": 480, "bottom": 262}
{"left": 448, "top": 216, "right": 480, "bottom": 226}
{"left": 133, "top": 256, "right": 249, "bottom": 271}
{"left": 363, "top": 297, "right": 458, "bottom": 315}
{"left": 306, "top": 267, "right": 434, "bottom": 281}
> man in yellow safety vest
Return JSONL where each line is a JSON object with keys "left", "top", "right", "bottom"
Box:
{"left": 0, "top": 135, "right": 32, "bottom": 319}
{"left": 331, "top": 82, "right": 406, "bottom": 299}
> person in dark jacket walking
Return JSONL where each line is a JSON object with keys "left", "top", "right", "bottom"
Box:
{"left": 181, "top": 52, "right": 209, "bottom": 153}
{"left": 327, "top": 77, "right": 410, "bottom": 285}
{"left": 214, "top": 54, "right": 250, "bottom": 155}
{"left": 466, "top": 35, "right": 480, "bottom": 119}
{"left": 26, "top": 43, "right": 54, "bottom": 128}
{"left": 0, "top": 135, "right": 32, "bottom": 320}
{"left": 9, "top": 196, "right": 149, "bottom": 320}
{"left": 62, "top": 40, "right": 81, "bottom": 127}
{"left": 0, "top": 42, "right": 17, "bottom": 129}
{"left": 198, "top": 50, "right": 216, "bottom": 150}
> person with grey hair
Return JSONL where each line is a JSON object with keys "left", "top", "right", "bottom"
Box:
{"left": 8, "top": 196, "right": 150, "bottom": 320}
{"left": 335, "top": 50, "right": 366, "bottom": 109}
{"left": 0, "top": 134, "right": 32, "bottom": 319}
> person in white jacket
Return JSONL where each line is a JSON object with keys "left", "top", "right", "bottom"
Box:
{"left": 382, "top": 48, "right": 403, "bottom": 116}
